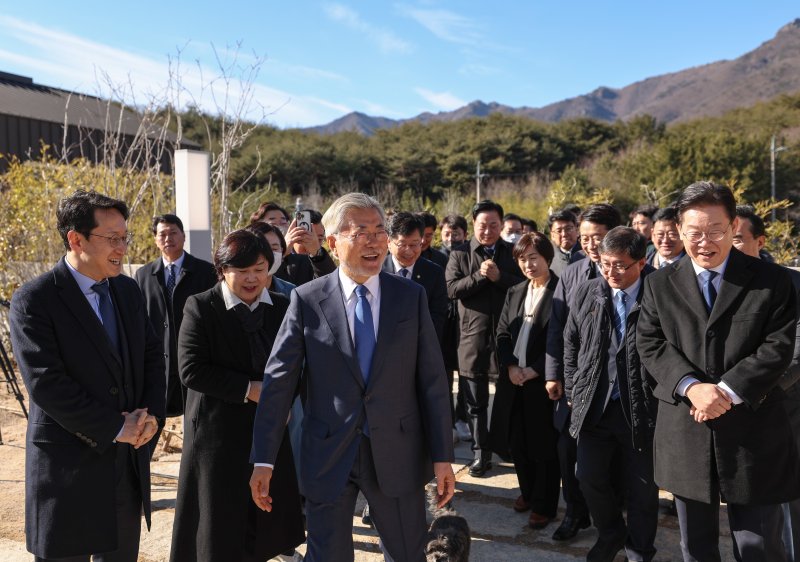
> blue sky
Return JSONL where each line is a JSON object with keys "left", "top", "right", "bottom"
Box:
{"left": 0, "top": 2, "right": 797, "bottom": 128}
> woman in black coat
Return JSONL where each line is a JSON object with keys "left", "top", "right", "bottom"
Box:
{"left": 489, "top": 231, "right": 561, "bottom": 529}
{"left": 170, "top": 230, "right": 304, "bottom": 562}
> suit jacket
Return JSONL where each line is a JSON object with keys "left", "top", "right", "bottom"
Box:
{"left": 251, "top": 271, "right": 454, "bottom": 503}
{"left": 9, "top": 257, "right": 165, "bottom": 558}
{"left": 135, "top": 252, "right": 217, "bottom": 416}
{"left": 382, "top": 256, "right": 448, "bottom": 342}
{"left": 171, "top": 284, "right": 303, "bottom": 562}
{"left": 421, "top": 247, "right": 449, "bottom": 270}
{"left": 446, "top": 237, "right": 524, "bottom": 378}
{"left": 489, "top": 274, "right": 559, "bottom": 461}
{"left": 275, "top": 249, "right": 337, "bottom": 286}
{"left": 637, "top": 249, "right": 800, "bottom": 504}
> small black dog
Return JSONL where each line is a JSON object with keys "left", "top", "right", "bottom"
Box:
{"left": 424, "top": 482, "right": 471, "bottom": 562}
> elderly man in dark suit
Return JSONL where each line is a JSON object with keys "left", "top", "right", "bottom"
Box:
{"left": 249, "top": 193, "right": 455, "bottom": 562}
{"left": 135, "top": 214, "right": 216, "bottom": 417}
{"left": 9, "top": 190, "right": 165, "bottom": 562}
{"left": 638, "top": 181, "right": 800, "bottom": 561}
{"left": 545, "top": 203, "right": 622, "bottom": 541}
{"left": 383, "top": 211, "right": 448, "bottom": 341}
{"left": 446, "top": 199, "right": 524, "bottom": 477}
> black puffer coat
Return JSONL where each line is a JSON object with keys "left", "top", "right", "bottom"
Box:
{"left": 563, "top": 268, "right": 657, "bottom": 451}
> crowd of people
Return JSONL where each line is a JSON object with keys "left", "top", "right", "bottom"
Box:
{"left": 7, "top": 180, "right": 800, "bottom": 562}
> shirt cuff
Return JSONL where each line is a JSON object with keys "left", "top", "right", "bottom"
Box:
{"left": 717, "top": 382, "right": 744, "bottom": 404}
{"left": 254, "top": 463, "right": 274, "bottom": 468}
{"left": 245, "top": 382, "right": 251, "bottom": 403}
{"left": 114, "top": 422, "right": 124, "bottom": 443}
{"left": 676, "top": 375, "right": 701, "bottom": 397}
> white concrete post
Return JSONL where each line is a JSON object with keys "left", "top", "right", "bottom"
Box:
{"left": 174, "top": 150, "right": 212, "bottom": 261}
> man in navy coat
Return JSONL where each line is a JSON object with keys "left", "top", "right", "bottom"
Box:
{"left": 10, "top": 190, "right": 165, "bottom": 561}
{"left": 250, "top": 193, "right": 455, "bottom": 562}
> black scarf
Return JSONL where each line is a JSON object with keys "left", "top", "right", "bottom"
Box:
{"left": 232, "top": 302, "right": 274, "bottom": 375}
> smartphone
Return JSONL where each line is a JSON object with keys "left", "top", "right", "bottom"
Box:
{"left": 295, "top": 210, "right": 312, "bottom": 232}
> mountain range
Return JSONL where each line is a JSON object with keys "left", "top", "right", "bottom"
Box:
{"left": 305, "top": 18, "right": 800, "bottom": 135}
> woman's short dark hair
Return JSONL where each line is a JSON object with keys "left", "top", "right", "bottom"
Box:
{"left": 213, "top": 229, "right": 274, "bottom": 280}
{"left": 57, "top": 190, "right": 129, "bottom": 251}
{"left": 598, "top": 226, "right": 647, "bottom": 261}
{"left": 675, "top": 181, "right": 736, "bottom": 223}
{"left": 512, "top": 232, "right": 554, "bottom": 265}
{"left": 578, "top": 204, "right": 622, "bottom": 231}
{"left": 246, "top": 221, "right": 287, "bottom": 253}
{"left": 440, "top": 214, "right": 468, "bottom": 233}
{"left": 250, "top": 201, "right": 289, "bottom": 223}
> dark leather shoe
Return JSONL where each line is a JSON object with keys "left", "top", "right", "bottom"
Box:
{"left": 551, "top": 515, "right": 591, "bottom": 541}
{"left": 361, "top": 504, "right": 373, "bottom": 527}
{"left": 513, "top": 495, "right": 531, "bottom": 512}
{"left": 468, "top": 457, "right": 492, "bottom": 477}
{"left": 528, "top": 512, "right": 552, "bottom": 529}
{"left": 587, "top": 533, "right": 626, "bottom": 562}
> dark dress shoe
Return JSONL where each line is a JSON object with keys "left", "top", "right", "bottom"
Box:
{"left": 587, "top": 533, "right": 627, "bottom": 562}
{"left": 551, "top": 515, "right": 591, "bottom": 541}
{"left": 513, "top": 495, "right": 531, "bottom": 512}
{"left": 528, "top": 512, "right": 552, "bottom": 529}
{"left": 361, "top": 504, "right": 373, "bottom": 527}
{"left": 468, "top": 457, "right": 493, "bottom": 477}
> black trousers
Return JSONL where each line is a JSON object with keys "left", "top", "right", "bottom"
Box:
{"left": 675, "top": 494, "right": 786, "bottom": 562}
{"left": 557, "top": 420, "right": 589, "bottom": 519}
{"left": 462, "top": 377, "right": 491, "bottom": 460}
{"left": 304, "top": 437, "right": 427, "bottom": 562}
{"left": 509, "top": 398, "right": 560, "bottom": 517}
{"left": 576, "top": 399, "right": 659, "bottom": 562}
{"left": 35, "top": 445, "right": 142, "bottom": 562}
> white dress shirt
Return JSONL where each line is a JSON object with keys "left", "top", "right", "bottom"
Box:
{"left": 390, "top": 255, "right": 415, "bottom": 279}
{"left": 338, "top": 268, "right": 381, "bottom": 342}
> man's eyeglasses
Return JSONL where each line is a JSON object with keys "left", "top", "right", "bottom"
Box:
{"left": 551, "top": 226, "right": 576, "bottom": 235}
{"left": 391, "top": 240, "right": 421, "bottom": 251}
{"left": 338, "top": 230, "right": 389, "bottom": 243}
{"left": 88, "top": 232, "right": 134, "bottom": 248}
{"left": 681, "top": 223, "right": 731, "bottom": 243}
{"left": 654, "top": 231, "right": 680, "bottom": 241}
{"left": 600, "top": 261, "right": 638, "bottom": 274}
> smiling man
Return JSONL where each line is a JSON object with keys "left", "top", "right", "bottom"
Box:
{"left": 249, "top": 193, "right": 455, "bottom": 562}
{"left": 637, "top": 181, "right": 800, "bottom": 561}
{"left": 647, "top": 206, "right": 685, "bottom": 269}
{"left": 10, "top": 190, "right": 165, "bottom": 561}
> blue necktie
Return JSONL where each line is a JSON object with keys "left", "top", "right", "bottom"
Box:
{"left": 398, "top": 268, "right": 409, "bottom": 278}
{"left": 165, "top": 263, "right": 176, "bottom": 302}
{"left": 354, "top": 285, "right": 376, "bottom": 384}
{"left": 700, "top": 270, "right": 718, "bottom": 313}
{"left": 92, "top": 281, "right": 120, "bottom": 353}
{"left": 611, "top": 291, "right": 628, "bottom": 400}
{"left": 484, "top": 247, "right": 495, "bottom": 259}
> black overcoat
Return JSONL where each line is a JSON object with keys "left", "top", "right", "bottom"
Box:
{"left": 170, "top": 284, "right": 304, "bottom": 562}
{"left": 489, "top": 274, "right": 559, "bottom": 461}
{"left": 445, "top": 238, "right": 523, "bottom": 378}
{"left": 637, "top": 249, "right": 800, "bottom": 504}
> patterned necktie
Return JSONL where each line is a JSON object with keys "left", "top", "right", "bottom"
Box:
{"left": 611, "top": 291, "right": 628, "bottom": 400}
{"left": 92, "top": 280, "right": 120, "bottom": 353}
{"left": 700, "top": 270, "right": 718, "bottom": 313}
{"left": 165, "top": 263, "right": 176, "bottom": 300}
{"left": 484, "top": 247, "right": 495, "bottom": 259}
{"left": 354, "top": 285, "right": 376, "bottom": 384}
{"left": 399, "top": 268, "right": 409, "bottom": 278}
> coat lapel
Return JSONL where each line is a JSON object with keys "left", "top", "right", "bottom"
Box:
{"left": 669, "top": 257, "right": 710, "bottom": 322}
{"left": 208, "top": 284, "right": 252, "bottom": 361}
{"left": 318, "top": 273, "right": 364, "bottom": 389}
{"left": 708, "top": 249, "right": 754, "bottom": 326}
{"left": 368, "top": 272, "right": 400, "bottom": 388}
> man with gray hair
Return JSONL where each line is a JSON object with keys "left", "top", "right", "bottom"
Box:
{"left": 249, "top": 193, "right": 456, "bottom": 561}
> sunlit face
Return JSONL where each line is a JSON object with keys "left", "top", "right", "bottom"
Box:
{"left": 679, "top": 205, "right": 737, "bottom": 270}
{"left": 732, "top": 217, "right": 764, "bottom": 258}
{"left": 501, "top": 219, "right": 523, "bottom": 238}
{"left": 328, "top": 207, "right": 389, "bottom": 284}
{"left": 312, "top": 222, "right": 326, "bottom": 246}
{"left": 517, "top": 245, "right": 549, "bottom": 281}
{"left": 263, "top": 210, "right": 288, "bottom": 228}
{"left": 421, "top": 226, "right": 435, "bottom": 251}
{"left": 222, "top": 256, "right": 269, "bottom": 305}
{"left": 154, "top": 221, "right": 185, "bottom": 261}
{"left": 69, "top": 208, "right": 129, "bottom": 281}
{"left": 550, "top": 220, "right": 578, "bottom": 252}
{"left": 631, "top": 213, "right": 654, "bottom": 238}
{"left": 264, "top": 231, "right": 283, "bottom": 254}
{"left": 579, "top": 222, "right": 609, "bottom": 263}
{"left": 441, "top": 224, "right": 466, "bottom": 249}
{"left": 390, "top": 232, "right": 423, "bottom": 268}
{"left": 652, "top": 220, "right": 684, "bottom": 260}
{"left": 600, "top": 251, "right": 645, "bottom": 290}
{"left": 473, "top": 211, "right": 502, "bottom": 247}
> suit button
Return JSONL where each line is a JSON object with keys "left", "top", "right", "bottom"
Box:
{"left": 164, "top": 353, "right": 169, "bottom": 359}
{"left": 76, "top": 432, "right": 83, "bottom": 437}
{"left": 707, "top": 329, "right": 715, "bottom": 337}
{"left": 164, "top": 321, "right": 169, "bottom": 328}
{"left": 109, "top": 387, "right": 119, "bottom": 395}
{"left": 706, "top": 367, "right": 716, "bottom": 376}
{"left": 90, "top": 442, "right": 97, "bottom": 447}
{"left": 364, "top": 394, "right": 371, "bottom": 402}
